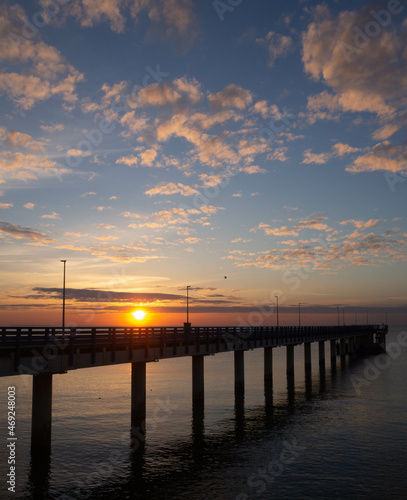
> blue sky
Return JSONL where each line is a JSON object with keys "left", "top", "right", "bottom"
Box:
{"left": 0, "top": 0, "right": 406, "bottom": 326}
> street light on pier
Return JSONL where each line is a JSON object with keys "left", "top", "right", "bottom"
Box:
{"left": 275, "top": 295, "right": 279, "bottom": 328}
{"left": 186, "top": 285, "right": 191, "bottom": 325}
{"left": 60, "top": 259, "right": 66, "bottom": 332}
{"left": 298, "top": 302, "right": 303, "bottom": 327}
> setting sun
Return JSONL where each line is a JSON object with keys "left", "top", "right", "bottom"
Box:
{"left": 132, "top": 310, "right": 147, "bottom": 321}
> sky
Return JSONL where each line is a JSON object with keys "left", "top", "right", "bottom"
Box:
{"left": 0, "top": 0, "right": 406, "bottom": 327}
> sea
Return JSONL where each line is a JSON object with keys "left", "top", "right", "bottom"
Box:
{"left": 1, "top": 326, "right": 406, "bottom": 500}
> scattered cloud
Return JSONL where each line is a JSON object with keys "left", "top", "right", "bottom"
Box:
{"left": 145, "top": 182, "right": 199, "bottom": 196}
{"left": 256, "top": 31, "right": 293, "bottom": 67}
{"left": 0, "top": 220, "right": 55, "bottom": 242}
{"left": 40, "top": 212, "right": 61, "bottom": 219}
{"left": 40, "top": 123, "right": 65, "bottom": 133}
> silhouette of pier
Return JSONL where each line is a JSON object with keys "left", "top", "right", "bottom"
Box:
{"left": 0, "top": 323, "right": 387, "bottom": 456}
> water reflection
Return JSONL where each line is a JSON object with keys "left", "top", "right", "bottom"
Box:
{"left": 41, "top": 352, "right": 375, "bottom": 500}
{"left": 305, "top": 370, "right": 312, "bottom": 400}
{"left": 28, "top": 452, "right": 51, "bottom": 500}
{"left": 234, "top": 392, "right": 245, "bottom": 439}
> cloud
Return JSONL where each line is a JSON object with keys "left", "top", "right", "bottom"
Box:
{"left": 255, "top": 214, "right": 332, "bottom": 236}
{"left": 140, "top": 148, "right": 158, "bottom": 166}
{"left": 145, "top": 182, "right": 199, "bottom": 197}
{"left": 3, "top": 129, "right": 44, "bottom": 152}
{"left": 332, "top": 142, "right": 362, "bottom": 157}
{"left": 267, "top": 147, "right": 288, "bottom": 162}
{"left": 340, "top": 219, "right": 384, "bottom": 230}
{"left": 66, "top": 149, "right": 91, "bottom": 157}
{"left": 238, "top": 165, "right": 267, "bottom": 174}
{"left": 119, "top": 111, "right": 148, "bottom": 135}
{"left": 40, "top": 212, "right": 61, "bottom": 219}
{"left": 302, "top": 149, "right": 331, "bottom": 165}
{"left": 0, "top": 151, "right": 72, "bottom": 181}
{"left": 123, "top": 205, "right": 222, "bottom": 232}
{"left": 24, "top": 203, "right": 35, "bottom": 210}
{"left": 199, "top": 174, "right": 227, "bottom": 188}
{"left": 255, "top": 223, "right": 299, "bottom": 237}
{"left": 90, "top": 78, "right": 279, "bottom": 172}
{"left": 302, "top": 3, "right": 407, "bottom": 131}
{"left": 347, "top": 141, "right": 407, "bottom": 174}
{"left": 81, "top": 192, "right": 96, "bottom": 197}
{"left": 256, "top": 31, "right": 293, "bottom": 67}
{"left": 294, "top": 215, "right": 332, "bottom": 232}
{"left": 116, "top": 155, "right": 138, "bottom": 167}
{"left": 0, "top": 203, "right": 13, "bottom": 209}
{"left": 303, "top": 143, "right": 364, "bottom": 165}
{"left": 131, "top": 0, "right": 198, "bottom": 41}
{"left": 138, "top": 83, "right": 182, "bottom": 107}
{"left": 25, "top": 287, "right": 185, "bottom": 303}
{"left": 250, "top": 101, "right": 282, "bottom": 119}
{"left": 208, "top": 84, "right": 253, "bottom": 110}
{"left": 66, "top": 0, "right": 198, "bottom": 41}
{"left": 0, "top": 220, "right": 55, "bottom": 241}
{"left": 372, "top": 123, "right": 401, "bottom": 141}
{"left": 40, "top": 123, "right": 65, "bottom": 133}
{"left": 68, "top": 0, "right": 127, "bottom": 33}
{"left": 0, "top": 7, "right": 84, "bottom": 109}
{"left": 230, "top": 229, "right": 407, "bottom": 270}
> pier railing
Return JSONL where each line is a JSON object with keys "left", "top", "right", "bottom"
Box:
{"left": 0, "top": 324, "right": 386, "bottom": 375}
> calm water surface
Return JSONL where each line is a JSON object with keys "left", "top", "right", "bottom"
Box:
{"left": 1, "top": 327, "right": 406, "bottom": 499}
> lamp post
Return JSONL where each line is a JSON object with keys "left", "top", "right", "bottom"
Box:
{"left": 60, "top": 259, "right": 66, "bottom": 331}
{"left": 186, "top": 285, "right": 191, "bottom": 325}
{"left": 275, "top": 295, "right": 279, "bottom": 328}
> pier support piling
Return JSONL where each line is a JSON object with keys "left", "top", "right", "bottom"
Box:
{"left": 330, "top": 340, "right": 336, "bottom": 368}
{"left": 286, "top": 345, "right": 294, "bottom": 377}
{"left": 348, "top": 337, "right": 354, "bottom": 356}
{"left": 340, "top": 338, "right": 346, "bottom": 357}
{"left": 131, "top": 362, "right": 146, "bottom": 435}
{"left": 264, "top": 347, "right": 273, "bottom": 384}
{"left": 304, "top": 342, "right": 311, "bottom": 372}
{"left": 319, "top": 341, "right": 325, "bottom": 367}
{"left": 234, "top": 350, "right": 245, "bottom": 394}
{"left": 192, "top": 355, "right": 205, "bottom": 403}
{"left": 31, "top": 373, "right": 53, "bottom": 455}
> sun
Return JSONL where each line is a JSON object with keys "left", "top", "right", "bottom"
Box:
{"left": 132, "top": 309, "right": 147, "bottom": 321}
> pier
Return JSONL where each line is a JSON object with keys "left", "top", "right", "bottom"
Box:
{"left": 0, "top": 324, "right": 387, "bottom": 455}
